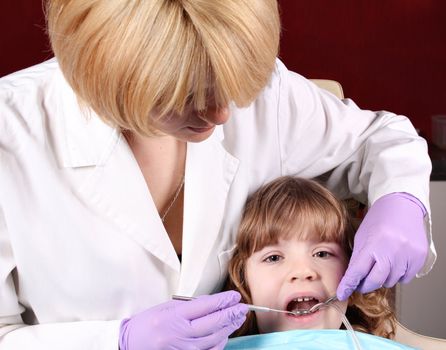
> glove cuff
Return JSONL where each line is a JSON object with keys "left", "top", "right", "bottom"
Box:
{"left": 380, "top": 192, "right": 427, "bottom": 217}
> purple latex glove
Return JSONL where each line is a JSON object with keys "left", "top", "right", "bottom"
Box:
{"left": 337, "top": 192, "right": 428, "bottom": 301}
{"left": 119, "top": 290, "right": 248, "bottom": 350}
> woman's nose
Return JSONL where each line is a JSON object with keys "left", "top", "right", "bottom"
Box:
{"left": 199, "top": 106, "right": 230, "bottom": 125}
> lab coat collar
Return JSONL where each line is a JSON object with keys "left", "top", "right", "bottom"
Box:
{"left": 66, "top": 122, "right": 239, "bottom": 286}
{"left": 74, "top": 134, "right": 183, "bottom": 272}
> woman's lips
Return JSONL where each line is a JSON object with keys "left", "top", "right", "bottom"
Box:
{"left": 187, "top": 125, "right": 215, "bottom": 133}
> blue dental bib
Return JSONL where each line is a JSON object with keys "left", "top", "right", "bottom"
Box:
{"left": 225, "top": 329, "right": 418, "bottom": 350}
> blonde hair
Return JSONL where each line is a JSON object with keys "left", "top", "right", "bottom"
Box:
{"left": 227, "top": 176, "right": 396, "bottom": 338}
{"left": 46, "top": 0, "right": 280, "bottom": 136}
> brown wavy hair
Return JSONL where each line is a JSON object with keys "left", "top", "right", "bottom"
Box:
{"left": 227, "top": 176, "right": 396, "bottom": 338}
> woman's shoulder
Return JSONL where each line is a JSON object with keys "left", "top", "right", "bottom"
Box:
{"left": 0, "top": 58, "right": 63, "bottom": 115}
{"left": 271, "top": 58, "right": 314, "bottom": 91}
{"left": 0, "top": 59, "right": 78, "bottom": 163}
{"left": 227, "top": 58, "right": 316, "bottom": 129}
{"left": 0, "top": 58, "right": 60, "bottom": 93}
{"left": 0, "top": 58, "right": 65, "bottom": 141}
{"left": 246, "top": 58, "right": 321, "bottom": 121}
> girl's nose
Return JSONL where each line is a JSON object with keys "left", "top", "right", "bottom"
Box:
{"left": 199, "top": 106, "right": 230, "bottom": 125}
{"left": 289, "top": 263, "right": 318, "bottom": 282}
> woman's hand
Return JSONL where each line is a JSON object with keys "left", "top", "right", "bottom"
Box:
{"left": 337, "top": 193, "right": 428, "bottom": 300}
{"left": 119, "top": 291, "right": 248, "bottom": 350}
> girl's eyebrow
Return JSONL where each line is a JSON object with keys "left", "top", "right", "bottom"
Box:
{"left": 254, "top": 243, "right": 282, "bottom": 252}
{"left": 315, "top": 240, "right": 338, "bottom": 244}
{"left": 307, "top": 240, "right": 341, "bottom": 249}
{"left": 258, "top": 243, "right": 280, "bottom": 250}
{"left": 313, "top": 241, "right": 340, "bottom": 247}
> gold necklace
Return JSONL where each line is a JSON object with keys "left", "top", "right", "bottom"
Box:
{"left": 161, "top": 175, "right": 185, "bottom": 223}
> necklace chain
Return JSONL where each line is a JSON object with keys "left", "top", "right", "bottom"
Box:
{"left": 161, "top": 175, "right": 185, "bottom": 223}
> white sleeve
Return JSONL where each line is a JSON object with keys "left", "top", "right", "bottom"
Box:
{"left": 0, "top": 207, "right": 121, "bottom": 350}
{"left": 0, "top": 322, "right": 121, "bottom": 350}
{"left": 275, "top": 60, "right": 435, "bottom": 274}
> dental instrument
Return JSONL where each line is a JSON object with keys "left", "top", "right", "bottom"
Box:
{"left": 307, "top": 295, "right": 338, "bottom": 313}
{"left": 172, "top": 294, "right": 338, "bottom": 316}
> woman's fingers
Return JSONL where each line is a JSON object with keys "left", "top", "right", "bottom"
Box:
{"left": 176, "top": 291, "right": 241, "bottom": 320}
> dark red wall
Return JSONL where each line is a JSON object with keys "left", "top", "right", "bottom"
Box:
{"left": 1, "top": 1, "right": 445, "bottom": 141}
{"left": 0, "top": 2, "right": 51, "bottom": 77}
{"left": 278, "top": 0, "right": 446, "bottom": 141}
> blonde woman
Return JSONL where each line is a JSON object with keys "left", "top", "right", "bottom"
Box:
{"left": 227, "top": 176, "right": 396, "bottom": 338}
{"left": 0, "top": 1, "right": 432, "bottom": 349}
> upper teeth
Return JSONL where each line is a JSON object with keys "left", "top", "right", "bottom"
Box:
{"left": 294, "top": 297, "right": 315, "bottom": 302}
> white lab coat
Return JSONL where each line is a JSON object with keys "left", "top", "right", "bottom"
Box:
{"left": 0, "top": 58, "right": 434, "bottom": 349}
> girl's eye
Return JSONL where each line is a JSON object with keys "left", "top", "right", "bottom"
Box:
{"left": 313, "top": 251, "right": 332, "bottom": 258}
{"left": 264, "top": 254, "right": 282, "bottom": 263}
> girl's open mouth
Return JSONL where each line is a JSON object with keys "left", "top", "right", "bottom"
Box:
{"left": 286, "top": 296, "right": 319, "bottom": 317}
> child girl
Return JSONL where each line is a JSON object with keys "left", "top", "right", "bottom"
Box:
{"left": 227, "top": 176, "right": 396, "bottom": 338}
